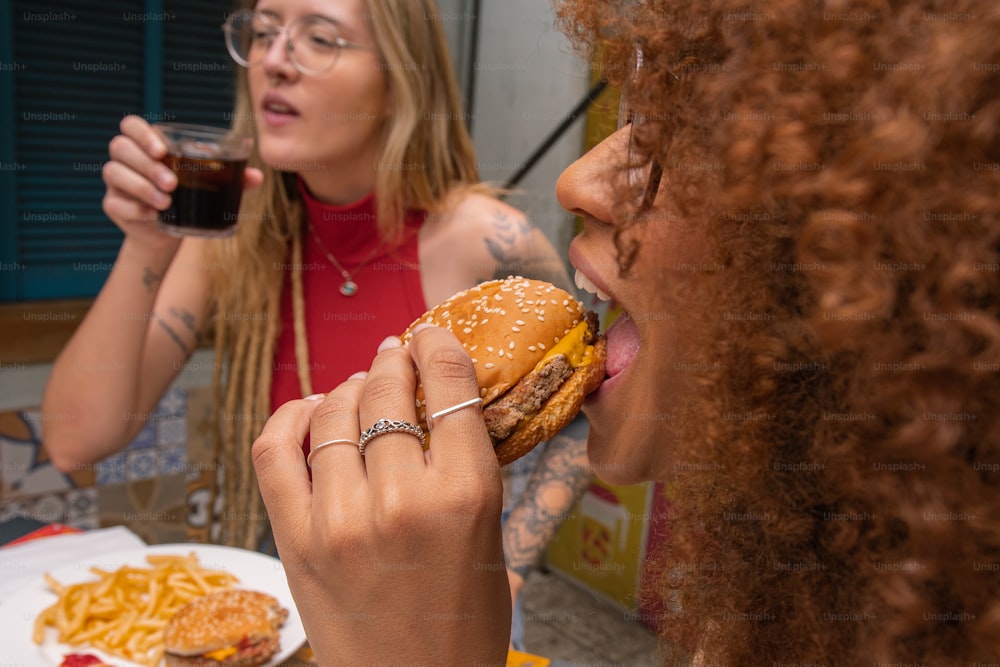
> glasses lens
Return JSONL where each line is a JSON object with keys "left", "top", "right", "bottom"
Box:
{"left": 618, "top": 46, "right": 662, "bottom": 210}
{"left": 223, "top": 10, "right": 270, "bottom": 67}
{"left": 287, "top": 16, "right": 342, "bottom": 74}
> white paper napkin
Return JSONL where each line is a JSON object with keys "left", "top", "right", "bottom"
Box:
{"left": 0, "top": 525, "right": 147, "bottom": 604}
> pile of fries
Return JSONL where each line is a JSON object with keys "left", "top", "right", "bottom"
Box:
{"left": 33, "top": 552, "right": 239, "bottom": 666}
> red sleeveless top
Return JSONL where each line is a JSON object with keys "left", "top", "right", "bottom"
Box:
{"left": 270, "top": 181, "right": 429, "bottom": 412}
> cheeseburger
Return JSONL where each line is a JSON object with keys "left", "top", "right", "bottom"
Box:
{"left": 403, "top": 276, "right": 606, "bottom": 465}
{"left": 163, "top": 590, "right": 287, "bottom": 667}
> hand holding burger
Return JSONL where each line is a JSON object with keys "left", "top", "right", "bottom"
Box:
{"left": 403, "top": 276, "right": 606, "bottom": 465}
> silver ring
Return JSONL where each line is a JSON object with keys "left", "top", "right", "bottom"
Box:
{"left": 358, "top": 419, "right": 426, "bottom": 455}
{"left": 307, "top": 439, "right": 358, "bottom": 467}
{"left": 429, "top": 397, "right": 484, "bottom": 430}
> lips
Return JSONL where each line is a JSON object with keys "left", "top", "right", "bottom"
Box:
{"left": 261, "top": 93, "right": 300, "bottom": 126}
{"left": 573, "top": 268, "right": 639, "bottom": 381}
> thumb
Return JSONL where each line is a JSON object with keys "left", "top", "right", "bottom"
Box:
{"left": 243, "top": 167, "right": 265, "bottom": 190}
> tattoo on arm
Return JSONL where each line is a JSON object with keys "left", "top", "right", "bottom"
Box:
{"left": 142, "top": 267, "right": 164, "bottom": 293}
{"left": 502, "top": 434, "right": 593, "bottom": 577}
{"left": 154, "top": 313, "right": 192, "bottom": 356}
{"left": 169, "top": 306, "right": 198, "bottom": 335}
{"left": 479, "top": 208, "right": 573, "bottom": 290}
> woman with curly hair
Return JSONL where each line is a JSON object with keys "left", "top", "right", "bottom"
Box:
{"left": 251, "top": 0, "right": 1000, "bottom": 664}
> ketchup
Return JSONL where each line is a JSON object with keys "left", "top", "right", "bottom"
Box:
{"left": 60, "top": 654, "right": 111, "bottom": 667}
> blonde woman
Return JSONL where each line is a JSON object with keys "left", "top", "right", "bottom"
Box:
{"left": 42, "top": 0, "right": 588, "bottom": 614}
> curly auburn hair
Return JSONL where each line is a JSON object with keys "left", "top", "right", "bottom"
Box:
{"left": 557, "top": 0, "right": 1000, "bottom": 664}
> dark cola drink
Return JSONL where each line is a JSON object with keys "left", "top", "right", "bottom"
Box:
{"left": 158, "top": 153, "right": 247, "bottom": 237}
{"left": 154, "top": 123, "right": 253, "bottom": 238}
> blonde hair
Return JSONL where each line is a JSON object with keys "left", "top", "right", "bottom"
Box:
{"left": 204, "top": 0, "right": 486, "bottom": 548}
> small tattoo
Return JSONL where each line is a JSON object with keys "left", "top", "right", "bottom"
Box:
{"left": 143, "top": 267, "right": 164, "bottom": 292}
{"left": 155, "top": 314, "right": 191, "bottom": 356}
{"left": 169, "top": 306, "right": 198, "bottom": 334}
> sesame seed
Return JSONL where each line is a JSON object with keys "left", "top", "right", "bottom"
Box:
{"left": 528, "top": 345, "right": 537, "bottom": 352}
{"left": 485, "top": 363, "right": 495, "bottom": 369}
{"left": 487, "top": 346, "right": 494, "bottom": 353}
{"left": 538, "top": 343, "right": 546, "bottom": 350}
{"left": 509, "top": 341, "right": 515, "bottom": 350}
{"left": 515, "top": 320, "right": 525, "bottom": 326}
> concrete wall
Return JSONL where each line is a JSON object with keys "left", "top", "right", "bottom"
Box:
{"left": 436, "top": 0, "right": 590, "bottom": 261}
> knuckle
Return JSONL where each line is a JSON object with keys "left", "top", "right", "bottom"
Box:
{"left": 250, "top": 433, "right": 282, "bottom": 473}
{"left": 362, "top": 373, "right": 411, "bottom": 406}
{"left": 310, "top": 394, "right": 355, "bottom": 431}
{"left": 423, "top": 346, "right": 475, "bottom": 382}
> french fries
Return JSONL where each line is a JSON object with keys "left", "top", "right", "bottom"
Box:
{"left": 33, "top": 552, "right": 238, "bottom": 666}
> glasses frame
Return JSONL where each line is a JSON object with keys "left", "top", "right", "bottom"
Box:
{"left": 221, "top": 9, "right": 374, "bottom": 76}
{"left": 618, "top": 46, "right": 663, "bottom": 212}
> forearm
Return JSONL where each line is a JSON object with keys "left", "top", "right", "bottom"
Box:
{"left": 502, "top": 422, "right": 593, "bottom": 576}
{"left": 42, "top": 237, "right": 183, "bottom": 467}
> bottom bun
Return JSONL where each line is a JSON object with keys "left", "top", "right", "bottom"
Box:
{"left": 494, "top": 335, "right": 606, "bottom": 466}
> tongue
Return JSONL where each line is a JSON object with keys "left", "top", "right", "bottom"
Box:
{"left": 605, "top": 313, "right": 640, "bottom": 378}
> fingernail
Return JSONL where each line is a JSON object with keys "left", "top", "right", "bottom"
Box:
{"left": 410, "top": 323, "right": 436, "bottom": 335}
{"left": 304, "top": 393, "right": 325, "bottom": 401}
{"left": 348, "top": 371, "right": 368, "bottom": 381}
{"left": 377, "top": 336, "right": 402, "bottom": 353}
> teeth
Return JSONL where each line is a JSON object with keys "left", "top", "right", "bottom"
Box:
{"left": 574, "top": 269, "right": 611, "bottom": 302}
{"left": 266, "top": 103, "right": 291, "bottom": 113}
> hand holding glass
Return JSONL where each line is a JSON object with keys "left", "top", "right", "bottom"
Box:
{"left": 154, "top": 123, "right": 253, "bottom": 238}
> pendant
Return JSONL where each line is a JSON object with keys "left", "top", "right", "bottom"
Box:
{"left": 340, "top": 280, "right": 359, "bottom": 297}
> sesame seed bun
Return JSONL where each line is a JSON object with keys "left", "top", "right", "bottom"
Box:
{"left": 163, "top": 590, "right": 287, "bottom": 666}
{"left": 403, "top": 276, "right": 606, "bottom": 464}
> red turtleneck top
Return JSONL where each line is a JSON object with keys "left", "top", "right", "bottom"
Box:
{"left": 270, "top": 181, "right": 428, "bottom": 412}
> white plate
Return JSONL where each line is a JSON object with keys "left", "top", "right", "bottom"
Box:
{"left": 0, "top": 543, "right": 306, "bottom": 666}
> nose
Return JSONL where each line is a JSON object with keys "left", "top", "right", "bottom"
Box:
{"left": 556, "top": 126, "right": 632, "bottom": 229}
{"left": 259, "top": 29, "right": 298, "bottom": 79}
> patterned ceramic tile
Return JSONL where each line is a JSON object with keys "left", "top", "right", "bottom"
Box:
{"left": 157, "top": 416, "right": 186, "bottom": 446}
{"left": 97, "top": 454, "right": 128, "bottom": 486}
{"left": 1, "top": 410, "right": 94, "bottom": 500}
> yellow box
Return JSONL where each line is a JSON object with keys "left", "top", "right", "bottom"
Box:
{"left": 544, "top": 479, "right": 656, "bottom": 609}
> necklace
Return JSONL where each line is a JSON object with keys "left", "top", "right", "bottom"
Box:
{"left": 307, "top": 221, "right": 384, "bottom": 297}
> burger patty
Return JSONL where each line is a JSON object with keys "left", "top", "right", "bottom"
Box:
{"left": 483, "top": 354, "right": 573, "bottom": 442}
{"left": 164, "top": 635, "right": 281, "bottom": 667}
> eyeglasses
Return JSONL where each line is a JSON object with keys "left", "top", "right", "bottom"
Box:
{"left": 617, "top": 46, "right": 663, "bottom": 212}
{"left": 222, "top": 10, "right": 374, "bottom": 76}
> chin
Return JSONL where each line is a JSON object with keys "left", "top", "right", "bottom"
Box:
{"left": 582, "top": 407, "right": 655, "bottom": 486}
{"left": 582, "top": 358, "right": 672, "bottom": 485}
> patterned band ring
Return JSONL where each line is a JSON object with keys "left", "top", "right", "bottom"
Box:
{"left": 358, "top": 418, "right": 427, "bottom": 456}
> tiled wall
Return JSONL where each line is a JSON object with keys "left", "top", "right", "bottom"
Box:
{"left": 0, "top": 386, "right": 216, "bottom": 545}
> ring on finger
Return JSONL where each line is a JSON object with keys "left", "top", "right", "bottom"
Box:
{"left": 429, "top": 396, "right": 484, "bottom": 430}
{"left": 358, "top": 419, "right": 426, "bottom": 455}
{"left": 307, "top": 439, "right": 359, "bottom": 467}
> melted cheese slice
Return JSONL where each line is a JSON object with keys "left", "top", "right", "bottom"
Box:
{"left": 204, "top": 646, "right": 238, "bottom": 661}
{"left": 532, "top": 319, "right": 594, "bottom": 372}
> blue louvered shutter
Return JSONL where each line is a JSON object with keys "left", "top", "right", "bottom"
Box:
{"left": 1, "top": 0, "right": 236, "bottom": 301}
{"left": 162, "top": 2, "right": 238, "bottom": 127}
